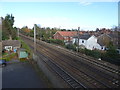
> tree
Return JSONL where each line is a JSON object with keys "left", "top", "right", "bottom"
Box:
{"left": 106, "top": 42, "right": 118, "bottom": 58}
{"left": 4, "top": 14, "right": 14, "bottom": 36}
{"left": 2, "top": 14, "right": 17, "bottom": 40}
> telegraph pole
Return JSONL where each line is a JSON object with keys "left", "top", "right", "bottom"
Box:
{"left": 77, "top": 27, "right": 80, "bottom": 52}
{"left": 34, "top": 24, "right": 36, "bottom": 54}
{"left": 18, "top": 28, "right": 19, "bottom": 38}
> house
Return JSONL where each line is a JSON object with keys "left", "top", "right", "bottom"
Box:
{"left": 53, "top": 31, "right": 82, "bottom": 44}
{"left": 73, "top": 34, "right": 102, "bottom": 50}
{"left": 2, "top": 40, "right": 21, "bottom": 52}
{"left": 97, "top": 33, "right": 119, "bottom": 50}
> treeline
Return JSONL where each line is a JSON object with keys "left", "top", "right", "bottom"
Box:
{"left": 20, "top": 24, "right": 58, "bottom": 41}
{"left": 1, "top": 14, "right": 18, "bottom": 40}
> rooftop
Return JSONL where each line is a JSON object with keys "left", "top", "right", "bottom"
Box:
{"left": 54, "top": 31, "right": 83, "bottom": 37}
{"left": 74, "top": 33, "right": 92, "bottom": 40}
{"left": 2, "top": 40, "right": 21, "bottom": 47}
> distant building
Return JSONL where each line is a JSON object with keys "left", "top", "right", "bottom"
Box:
{"left": 53, "top": 31, "right": 82, "bottom": 44}
{"left": 2, "top": 40, "right": 21, "bottom": 52}
{"left": 97, "top": 34, "right": 112, "bottom": 48}
{"left": 97, "top": 33, "right": 119, "bottom": 49}
{"left": 73, "top": 34, "right": 103, "bottom": 50}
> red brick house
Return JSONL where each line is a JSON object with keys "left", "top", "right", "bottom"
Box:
{"left": 53, "top": 31, "right": 83, "bottom": 43}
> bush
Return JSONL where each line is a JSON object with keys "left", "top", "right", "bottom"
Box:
{"left": 106, "top": 45, "right": 119, "bottom": 59}
{"left": 91, "top": 50, "right": 101, "bottom": 59}
{"left": 47, "top": 39, "right": 64, "bottom": 46}
{"left": 65, "top": 44, "right": 77, "bottom": 51}
{"left": 79, "top": 48, "right": 101, "bottom": 59}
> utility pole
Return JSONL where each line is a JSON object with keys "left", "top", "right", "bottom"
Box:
{"left": 77, "top": 27, "right": 80, "bottom": 52}
{"left": 34, "top": 24, "right": 36, "bottom": 54}
{"left": 18, "top": 28, "right": 19, "bottom": 38}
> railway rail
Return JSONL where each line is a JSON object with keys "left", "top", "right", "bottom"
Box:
{"left": 26, "top": 39, "right": 87, "bottom": 88}
{"left": 38, "top": 39, "right": 119, "bottom": 74}
{"left": 35, "top": 40, "right": 119, "bottom": 88}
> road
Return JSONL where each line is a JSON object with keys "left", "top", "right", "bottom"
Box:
{"left": 2, "top": 62, "right": 47, "bottom": 88}
{"left": 20, "top": 35, "right": 119, "bottom": 88}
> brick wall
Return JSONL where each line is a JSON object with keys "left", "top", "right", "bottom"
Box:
{"left": 53, "top": 32, "right": 64, "bottom": 40}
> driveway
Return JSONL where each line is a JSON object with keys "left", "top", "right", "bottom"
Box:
{"left": 2, "top": 62, "right": 47, "bottom": 88}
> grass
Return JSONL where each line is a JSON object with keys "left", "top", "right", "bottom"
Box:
{"left": 18, "top": 37, "right": 33, "bottom": 59}
{"left": 2, "top": 53, "right": 17, "bottom": 61}
{"left": 2, "top": 52, "right": 8, "bottom": 56}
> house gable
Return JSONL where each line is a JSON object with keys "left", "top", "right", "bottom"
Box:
{"left": 53, "top": 31, "right": 83, "bottom": 43}
{"left": 86, "top": 35, "right": 101, "bottom": 50}
{"left": 97, "top": 34, "right": 112, "bottom": 46}
{"left": 53, "top": 32, "right": 64, "bottom": 40}
{"left": 74, "top": 35, "right": 102, "bottom": 50}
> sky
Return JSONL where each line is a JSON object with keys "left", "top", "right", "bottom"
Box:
{"left": 0, "top": 1, "right": 118, "bottom": 31}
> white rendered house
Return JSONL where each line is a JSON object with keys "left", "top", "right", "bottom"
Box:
{"left": 73, "top": 34, "right": 103, "bottom": 50}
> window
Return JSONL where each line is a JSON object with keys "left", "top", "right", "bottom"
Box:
{"left": 101, "top": 47, "right": 103, "bottom": 50}
{"left": 82, "top": 40, "right": 84, "bottom": 43}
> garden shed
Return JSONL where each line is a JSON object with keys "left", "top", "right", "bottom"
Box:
{"left": 18, "top": 48, "right": 28, "bottom": 59}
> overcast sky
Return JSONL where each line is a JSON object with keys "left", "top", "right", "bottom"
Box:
{"left": 0, "top": 1, "right": 118, "bottom": 30}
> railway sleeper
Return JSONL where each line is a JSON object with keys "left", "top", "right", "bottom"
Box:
{"left": 71, "top": 83, "right": 81, "bottom": 87}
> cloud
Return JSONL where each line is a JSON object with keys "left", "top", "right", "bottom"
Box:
{"left": 14, "top": 17, "right": 72, "bottom": 29}
{"left": 79, "top": 1, "right": 92, "bottom": 6}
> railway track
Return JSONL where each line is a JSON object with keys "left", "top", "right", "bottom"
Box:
{"left": 20, "top": 35, "right": 119, "bottom": 88}
{"left": 25, "top": 39, "right": 102, "bottom": 88}
{"left": 24, "top": 34, "right": 119, "bottom": 73}
{"left": 43, "top": 55, "right": 87, "bottom": 88}
{"left": 38, "top": 39, "right": 119, "bottom": 75}
{"left": 37, "top": 39, "right": 120, "bottom": 76}
{"left": 35, "top": 40, "right": 119, "bottom": 88}
{"left": 35, "top": 38, "right": 119, "bottom": 77}
{"left": 26, "top": 39, "right": 87, "bottom": 88}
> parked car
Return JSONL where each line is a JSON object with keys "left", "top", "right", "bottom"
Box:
{"left": 0, "top": 59, "right": 7, "bottom": 67}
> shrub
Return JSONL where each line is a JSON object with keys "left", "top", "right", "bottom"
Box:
{"left": 65, "top": 44, "right": 77, "bottom": 51}
{"left": 79, "top": 48, "right": 101, "bottom": 59}
{"left": 48, "top": 39, "right": 64, "bottom": 46}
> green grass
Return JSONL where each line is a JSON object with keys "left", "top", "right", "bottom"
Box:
{"left": 2, "top": 53, "right": 17, "bottom": 61}
{"left": 18, "top": 37, "right": 33, "bottom": 59}
{"left": 2, "top": 53, "right": 8, "bottom": 56}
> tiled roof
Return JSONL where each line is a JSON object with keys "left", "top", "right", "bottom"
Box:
{"left": 2, "top": 40, "right": 21, "bottom": 47}
{"left": 80, "top": 34, "right": 91, "bottom": 40}
{"left": 73, "top": 33, "right": 91, "bottom": 40}
{"left": 56, "top": 31, "right": 82, "bottom": 37}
